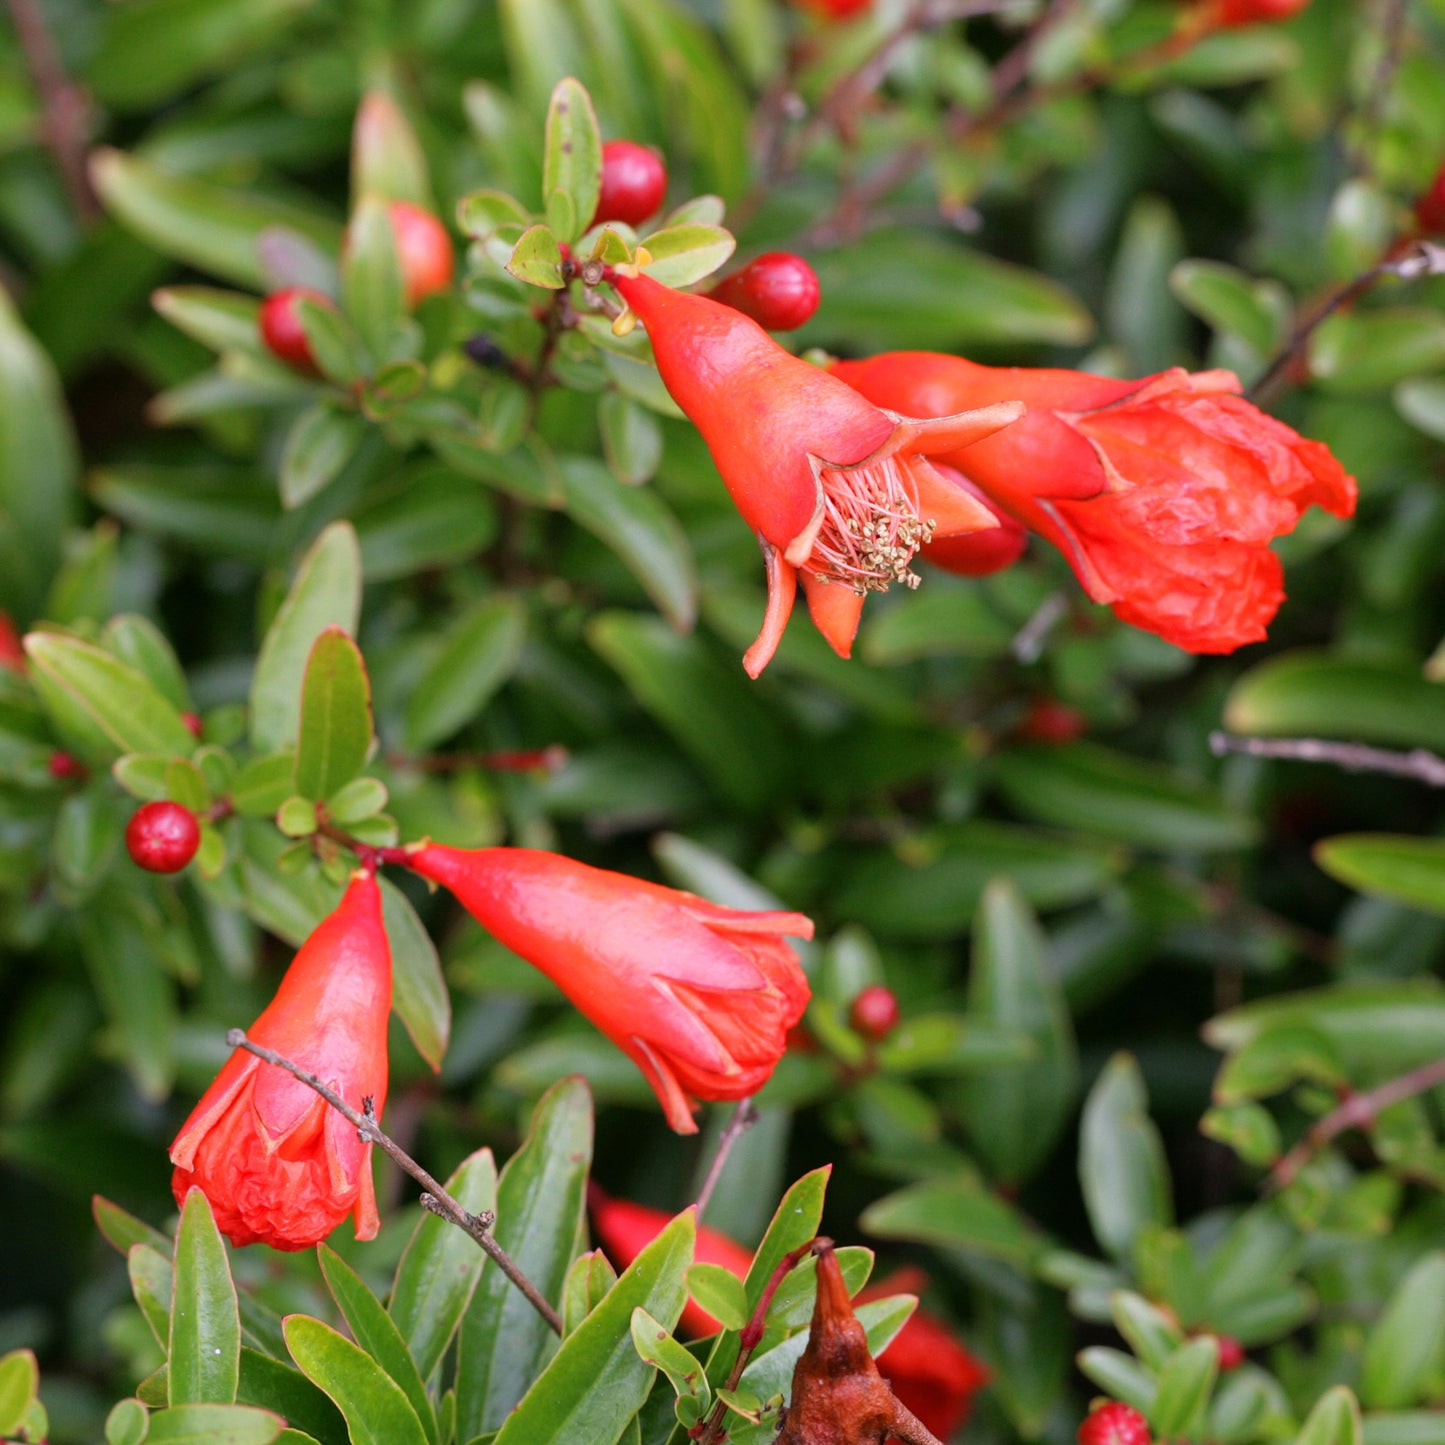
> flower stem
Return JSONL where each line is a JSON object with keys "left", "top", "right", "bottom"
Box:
{"left": 228, "top": 1029, "right": 564, "bottom": 1335}
{"left": 1209, "top": 731, "right": 1445, "bottom": 787}
{"left": 692, "top": 1098, "right": 760, "bottom": 1221}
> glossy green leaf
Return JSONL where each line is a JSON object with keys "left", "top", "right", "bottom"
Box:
{"left": 380, "top": 878, "right": 451, "bottom": 1073}
{"left": 685, "top": 1265, "right": 748, "bottom": 1334}
{"left": 237, "top": 1349, "right": 346, "bottom": 1445}
{"left": 130, "top": 1243, "right": 174, "bottom": 1346}
{"left": 1310, "top": 310, "right": 1445, "bottom": 393}
{"left": 343, "top": 196, "right": 407, "bottom": 358}
{"left": 152, "top": 287, "right": 265, "bottom": 356}
{"left": 1315, "top": 836, "right": 1445, "bottom": 917}
{"left": 993, "top": 742, "right": 1259, "bottom": 852}
{"left": 597, "top": 392, "right": 662, "bottom": 488}
{"left": 92, "top": 465, "right": 281, "bottom": 564}
{"left": 284, "top": 1316, "right": 428, "bottom": 1445}
{"left": 1079, "top": 1347, "right": 1157, "bottom": 1413}
{"left": 101, "top": 615, "right": 189, "bottom": 712}
{"left": 233, "top": 753, "right": 298, "bottom": 817}
{"left": 280, "top": 407, "right": 367, "bottom": 511}
{"left": 507, "top": 226, "right": 566, "bottom": 289}
{"left": 493, "top": 1213, "right": 694, "bottom": 1445}
{"left": 630, "top": 1309, "right": 709, "bottom": 1403}
{"left": 250, "top": 523, "right": 362, "bottom": 752}
{"left": 390, "top": 1148, "right": 499, "bottom": 1379}
{"left": 1153, "top": 1336, "right": 1219, "bottom": 1438}
{"left": 1080, "top": 1054, "right": 1173, "bottom": 1260}
{"left": 859, "top": 1170, "right": 1049, "bottom": 1268}
{"left": 1169, "top": 259, "right": 1287, "bottom": 357}
{"left": 958, "top": 879, "right": 1079, "bottom": 1183}
{"left": 563, "top": 1251, "right": 618, "bottom": 1335}
{"left": 542, "top": 79, "right": 602, "bottom": 246}
{"left": 104, "top": 1398, "right": 148, "bottom": 1445}
{"left": 403, "top": 595, "right": 526, "bottom": 753}
{"left": 1111, "top": 1291, "right": 1186, "bottom": 1372}
{"left": 144, "top": 1404, "right": 285, "bottom": 1445}
{"left": 169, "top": 1187, "right": 240, "bottom": 1405}
{"left": 94, "top": 1195, "right": 172, "bottom": 1259}
{"left": 636, "top": 225, "right": 735, "bottom": 288}
{"left": 456, "top": 1078, "right": 593, "bottom": 1439}
{"left": 293, "top": 627, "right": 372, "bottom": 802}
{"left": 1361, "top": 1253, "right": 1445, "bottom": 1409}
{"left": 318, "top": 1247, "right": 436, "bottom": 1444}
{"left": 0, "top": 1349, "right": 38, "bottom": 1436}
{"left": 1297, "top": 1387, "right": 1364, "bottom": 1445}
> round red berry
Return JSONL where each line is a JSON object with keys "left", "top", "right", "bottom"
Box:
{"left": 1215, "top": 0, "right": 1309, "bottom": 24}
{"left": 790, "top": 0, "right": 874, "bottom": 18}
{"left": 593, "top": 141, "right": 668, "bottom": 228}
{"left": 1078, "top": 1402, "right": 1152, "bottom": 1445}
{"left": 47, "top": 750, "right": 86, "bottom": 781}
{"left": 126, "top": 801, "right": 201, "bottom": 874}
{"left": 849, "top": 984, "right": 901, "bottom": 1042}
{"left": 387, "top": 201, "right": 455, "bottom": 306}
{"left": 709, "top": 253, "right": 821, "bottom": 332}
{"left": 1019, "top": 696, "right": 1088, "bottom": 745}
{"left": 1216, "top": 1335, "right": 1246, "bottom": 1371}
{"left": 181, "top": 711, "right": 204, "bottom": 739}
{"left": 1415, "top": 165, "right": 1445, "bottom": 234}
{"left": 259, "top": 287, "right": 331, "bottom": 373}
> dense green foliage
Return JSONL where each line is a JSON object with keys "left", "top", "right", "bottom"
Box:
{"left": 3, "top": 0, "right": 1445, "bottom": 1443}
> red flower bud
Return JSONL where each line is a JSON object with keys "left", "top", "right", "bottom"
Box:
{"left": 594, "top": 140, "right": 668, "bottom": 228}
{"left": 181, "top": 711, "right": 204, "bottom": 739}
{"left": 789, "top": 0, "right": 875, "bottom": 18}
{"left": 1211, "top": 0, "right": 1310, "bottom": 25}
{"left": 47, "top": 750, "right": 86, "bottom": 781}
{"left": 849, "top": 984, "right": 900, "bottom": 1041}
{"left": 832, "top": 352, "right": 1356, "bottom": 653}
{"left": 1415, "top": 165, "right": 1445, "bottom": 234}
{"left": 407, "top": 845, "right": 812, "bottom": 1134}
{"left": 611, "top": 273, "right": 1023, "bottom": 675}
{"left": 708, "top": 253, "right": 821, "bottom": 332}
{"left": 1018, "top": 696, "right": 1088, "bottom": 745}
{"left": 0, "top": 612, "right": 25, "bottom": 672}
{"left": 170, "top": 872, "right": 392, "bottom": 1250}
{"left": 1216, "top": 1335, "right": 1246, "bottom": 1370}
{"left": 922, "top": 466, "right": 1029, "bottom": 576}
{"left": 587, "top": 1185, "right": 755, "bottom": 1336}
{"left": 1079, "top": 1402, "right": 1152, "bottom": 1445}
{"left": 259, "top": 287, "right": 331, "bottom": 373}
{"left": 126, "top": 801, "right": 201, "bottom": 874}
{"left": 385, "top": 201, "right": 454, "bottom": 306}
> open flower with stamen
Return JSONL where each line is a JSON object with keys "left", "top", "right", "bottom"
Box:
{"left": 609, "top": 271, "right": 1024, "bottom": 675}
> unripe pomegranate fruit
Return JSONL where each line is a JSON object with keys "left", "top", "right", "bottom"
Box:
{"left": 386, "top": 201, "right": 455, "bottom": 305}
{"left": 1078, "top": 1402, "right": 1152, "bottom": 1445}
{"left": 708, "top": 253, "right": 821, "bottom": 332}
{"left": 849, "top": 984, "right": 901, "bottom": 1042}
{"left": 593, "top": 141, "right": 667, "bottom": 228}
{"left": 47, "top": 751, "right": 86, "bottom": 781}
{"left": 259, "top": 287, "right": 332, "bottom": 373}
{"left": 1216, "top": 1335, "right": 1246, "bottom": 1371}
{"left": 126, "top": 801, "right": 201, "bottom": 874}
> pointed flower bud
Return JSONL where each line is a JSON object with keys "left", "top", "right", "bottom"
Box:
{"left": 610, "top": 272, "right": 1023, "bottom": 675}
{"left": 407, "top": 844, "right": 812, "bottom": 1133}
{"left": 832, "top": 352, "right": 1357, "bottom": 653}
{"left": 169, "top": 872, "right": 392, "bottom": 1251}
{"left": 587, "top": 1185, "right": 755, "bottom": 1336}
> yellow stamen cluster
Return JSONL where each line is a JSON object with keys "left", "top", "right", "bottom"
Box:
{"left": 810, "top": 455, "right": 936, "bottom": 594}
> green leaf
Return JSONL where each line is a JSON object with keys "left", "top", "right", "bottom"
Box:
{"left": 0, "top": 288, "right": 79, "bottom": 618}
{"left": 328, "top": 777, "right": 387, "bottom": 823}
{"left": 992, "top": 742, "right": 1259, "bottom": 852}
{"left": 237, "top": 1349, "right": 346, "bottom": 1445}
{"left": 144, "top": 1404, "right": 285, "bottom": 1445}
{"left": 1169, "top": 260, "right": 1288, "bottom": 358}
{"left": 562, "top": 459, "right": 697, "bottom": 632}
{"left": 1213, "top": 1023, "right": 1344, "bottom": 1104}
{"left": 637, "top": 226, "right": 735, "bottom": 289}
{"left": 353, "top": 92, "right": 433, "bottom": 210}
{"left": 457, "top": 190, "right": 533, "bottom": 239}
{"left": 92, "top": 149, "right": 340, "bottom": 291}
{"left": 542, "top": 79, "right": 602, "bottom": 246}
{"left": 598, "top": 393, "right": 663, "bottom": 488}
{"left": 456, "top": 1078, "right": 594, "bottom": 1439}
{"left": 587, "top": 612, "right": 788, "bottom": 813}
{"left": 250, "top": 523, "right": 363, "bottom": 752}
{"left": 389, "top": 1148, "right": 499, "bottom": 1379}
{"left": 0, "top": 1350, "right": 38, "bottom": 1437}
{"left": 563, "top": 1251, "right": 618, "bottom": 1334}
{"left": 493, "top": 1213, "right": 694, "bottom": 1445}
{"left": 353, "top": 467, "right": 497, "bottom": 582}
{"left": 25, "top": 632, "right": 196, "bottom": 758}
{"left": 859, "top": 1171, "right": 1048, "bottom": 1268}
{"left": 102, "top": 615, "right": 190, "bottom": 712}
{"left": 630, "top": 1309, "right": 710, "bottom": 1403}
{"left": 280, "top": 407, "right": 367, "bottom": 511}
{"left": 277, "top": 795, "right": 319, "bottom": 838}
{"left": 380, "top": 878, "right": 451, "bottom": 1073}
{"left": 318, "top": 1247, "right": 437, "bottom": 1444}
{"left": 403, "top": 596, "right": 526, "bottom": 753}
{"left": 685, "top": 1265, "right": 748, "bottom": 1334}
{"left": 1361, "top": 1253, "right": 1445, "bottom": 1409}
{"left": 94, "top": 1195, "right": 172, "bottom": 1259}
{"left": 507, "top": 226, "right": 566, "bottom": 289}
{"left": 153, "top": 287, "right": 265, "bottom": 356}
{"left": 1315, "top": 836, "right": 1445, "bottom": 917}
{"left": 1111, "top": 1292, "right": 1186, "bottom": 1372}
{"left": 284, "top": 1316, "right": 428, "bottom": 1445}
{"left": 1153, "top": 1336, "right": 1219, "bottom": 1438}
{"left": 233, "top": 753, "right": 298, "bottom": 817}
{"left": 1225, "top": 652, "right": 1445, "bottom": 753}
{"left": 1310, "top": 310, "right": 1445, "bottom": 393}
{"left": 105, "top": 1398, "right": 149, "bottom": 1445}
{"left": 1080, "top": 1054, "right": 1173, "bottom": 1260}
{"left": 1078, "top": 1347, "right": 1157, "bottom": 1413}
{"left": 957, "top": 879, "right": 1079, "bottom": 1184}
{"left": 92, "top": 465, "right": 281, "bottom": 565}
{"left": 297, "top": 298, "right": 363, "bottom": 387}
{"left": 344, "top": 197, "right": 407, "bottom": 358}
{"left": 169, "top": 1187, "right": 240, "bottom": 1405}
{"left": 1297, "top": 1387, "right": 1364, "bottom": 1445}
{"left": 293, "top": 627, "right": 372, "bottom": 803}
{"left": 129, "top": 1243, "right": 174, "bottom": 1345}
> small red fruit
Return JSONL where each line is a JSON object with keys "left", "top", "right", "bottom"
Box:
{"left": 1415, "top": 165, "right": 1445, "bottom": 234}
{"left": 0, "top": 612, "right": 24, "bottom": 671}
{"left": 708, "top": 253, "right": 821, "bottom": 332}
{"left": 181, "top": 711, "right": 204, "bottom": 739}
{"left": 593, "top": 141, "right": 667, "bottom": 228}
{"left": 1216, "top": 1335, "right": 1246, "bottom": 1371}
{"left": 126, "top": 801, "right": 201, "bottom": 874}
{"left": 1078, "top": 1402, "right": 1152, "bottom": 1445}
{"left": 47, "top": 751, "right": 86, "bottom": 781}
{"left": 790, "top": 0, "right": 874, "bottom": 18}
{"left": 259, "top": 288, "right": 330, "bottom": 374}
{"left": 849, "top": 984, "right": 900, "bottom": 1042}
{"left": 1019, "top": 696, "right": 1087, "bottom": 745}
{"left": 386, "top": 201, "right": 455, "bottom": 306}
{"left": 1213, "top": 0, "right": 1310, "bottom": 24}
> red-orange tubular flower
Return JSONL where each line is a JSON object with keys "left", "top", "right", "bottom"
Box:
{"left": 408, "top": 845, "right": 812, "bottom": 1133}
{"left": 588, "top": 1185, "right": 755, "bottom": 1336}
{"left": 832, "top": 353, "right": 1357, "bottom": 653}
{"left": 610, "top": 272, "right": 1023, "bottom": 675}
{"left": 170, "top": 872, "right": 392, "bottom": 1251}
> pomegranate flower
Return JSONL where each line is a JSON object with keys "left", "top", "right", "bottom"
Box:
{"left": 407, "top": 844, "right": 812, "bottom": 1133}
{"left": 611, "top": 272, "right": 1023, "bottom": 675}
{"left": 170, "top": 871, "right": 392, "bottom": 1251}
{"left": 587, "top": 1185, "right": 755, "bottom": 1336}
{"left": 832, "top": 352, "right": 1356, "bottom": 653}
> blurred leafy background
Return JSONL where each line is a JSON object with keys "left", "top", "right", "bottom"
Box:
{"left": 4, "top": 0, "right": 1445, "bottom": 1441}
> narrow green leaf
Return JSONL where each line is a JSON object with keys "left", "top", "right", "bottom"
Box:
{"left": 352, "top": 92, "right": 433, "bottom": 209}
{"left": 153, "top": 287, "right": 266, "bottom": 356}
{"left": 1297, "top": 1387, "right": 1364, "bottom": 1445}
{"left": 859, "top": 1172, "right": 1048, "bottom": 1268}
{"left": 237, "top": 1349, "right": 346, "bottom": 1445}
{"left": 542, "top": 79, "right": 602, "bottom": 246}
{"left": 169, "top": 1187, "right": 240, "bottom": 1405}
{"left": 1361, "top": 1253, "right": 1445, "bottom": 1409}
{"left": 1111, "top": 1291, "right": 1186, "bottom": 1372}
{"left": 129, "top": 1244, "right": 174, "bottom": 1346}
{"left": 101, "top": 615, "right": 190, "bottom": 711}
{"left": 280, "top": 407, "right": 367, "bottom": 511}
{"left": 636, "top": 226, "right": 735, "bottom": 288}
{"left": 250, "top": 522, "right": 362, "bottom": 752}
{"left": 293, "top": 627, "right": 372, "bottom": 802}
{"left": 343, "top": 197, "right": 406, "bottom": 358}
{"left": 1315, "top": 836, "right": 1445, "bottom": 918}
{"left": 630, "top": 1309, "right": 710, "bottom": 1403}
{"left": 1078, "top": 1347, "right": 1157, "bottom": 1413}
{"left": 598, "top": 392, "right": 662, "bottom": 487}
{"left": 1153, "top": 1336, "right": 1219, "bottom": 1438}
{"left": 1080, "top": 1054, "right": 1173, "bottom": 1260}
{"left": 94, "top": 1195, "right": 172, "bottom": 1259}
{"left": 684, "top": 1265, "right": 748, "bottom": 1334}
{"left": 562, "top": 1251, "right": 618, "bottom": 1335}
{"left": 0, "top": 1350, "right": 38, "bottom": 1436}
{"left": 284, "top": 1316, "right": 428, "bottom": 1445}
{"left": 144, "top": 1403, "right": 285, "bottom": 1445}
{"left": 380, "top": 878, "right": 452, "bottom": 1073}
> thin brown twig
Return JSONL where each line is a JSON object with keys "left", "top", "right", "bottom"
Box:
{"left": 692, "top": 1098, "right": 760, "bottom": 1221}
{"left": 3, "top": 0, "right": 99, "bottom": 223}
{"left": 1209, "top": 731, "right": 1445, "bottom": 788}
{"left": 228, "top": 1029, "right": 563, "bottom": 1336}
{"left": 1270, "top": 1054, "right": 1445, "bottom": 1188}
